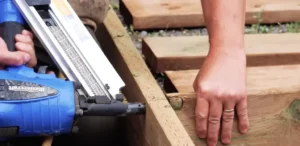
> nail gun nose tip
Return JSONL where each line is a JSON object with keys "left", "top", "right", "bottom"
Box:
{"left": 127, "top": 103, "right": 146, "bottom": 115}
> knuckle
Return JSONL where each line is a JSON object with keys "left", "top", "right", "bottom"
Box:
{"left": 197, "top": 83, "right": 211, "bottom": 94}
{"left": 222, "top": 113, "right": 234, "bottom": 122}
{"left": 237, "top": 108, "right": 248, "bottom": 117}
{"left": 197, "top": 83, "right": 220, "bottom": 98}
{"left": 196, "top": 82, "right": 247, "bottom": 102}
{"left": 195, "top": 111, "right": 207, "bottom": 120}
{"left": 225, "top": 90, "right": 242, "bottom": 98}
{"left": 208, "top": 116, "right": 220, "bottom": 124}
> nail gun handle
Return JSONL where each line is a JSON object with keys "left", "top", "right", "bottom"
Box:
{"left": 0, "top": 23, "right": 24, "bottom": 52}
{"left": 0, "top": 0, "right": 25, "bottom": 52}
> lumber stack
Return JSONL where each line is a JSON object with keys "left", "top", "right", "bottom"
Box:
{"left": 120, "top": 0, "right": 300, "bottom": 30}
{"left": 142, "top": 34, "right": 300, "bottom": 145}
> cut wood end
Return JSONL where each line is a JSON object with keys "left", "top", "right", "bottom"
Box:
{"left": 286, "top": 99, "right": 300, "bottom": 122}
{"left": 168, "top": 97, "right": 183, "bottom": 110}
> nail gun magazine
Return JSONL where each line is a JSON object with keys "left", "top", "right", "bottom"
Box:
{"left": 0, "top": 0, "right": 145, "bottom": 138}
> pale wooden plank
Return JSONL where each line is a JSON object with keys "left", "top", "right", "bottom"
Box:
{"left": 142, "top": 34, "right": 300, "bottom": 73}
{"left": 120, "top": 0, "right": 300, "bottom": 29}
{"left": 96, "top": 6, "right": 195, "bottom": 146}
{"left": 165, "top": 65, "right": 300, "bottom": 145}
{"left": 165, "top": 65, "right": 300, "bottom": 95}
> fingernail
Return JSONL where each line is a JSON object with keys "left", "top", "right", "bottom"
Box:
{"left": 222, "top": 138, "right": 231, "bottom": 144}
{"left": 24, "top": 54, "right": 30, "bottom": 62}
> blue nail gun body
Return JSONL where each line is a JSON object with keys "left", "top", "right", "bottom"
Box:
{"left": 0, "top": 0, "right": 145, "bottom": 139}
{"left": 0, "top": 0, "right": 76, "bottom": 137}
{"left": 0, "top": 66, "right": 76, "bottom": 137}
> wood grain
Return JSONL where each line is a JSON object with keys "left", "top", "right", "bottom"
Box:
{"left": 120, "top": 0, "right": 300, "bottom": 29}
{"left": 165, "top": 65, "right": 300, "bottom": 146}
{"left": 96, "top": 6, "right": 195, "bottom": 146}
{"left": 142, "top": 34, "right": 300, "bottom": 73}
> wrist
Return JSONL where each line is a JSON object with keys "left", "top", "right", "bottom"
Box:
{"left": 209, "top": 35, "right": 244, "bottom": 49}
{"left": 208, "top": 46, "right": 246, "bottom": 62}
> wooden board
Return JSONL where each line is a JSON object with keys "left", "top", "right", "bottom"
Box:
{"left": 95, "top": 6, "right": 195, "bottom": 146}
{"left": 165, "top": 65, "right": 300, "bottom": 145}
{"left": 142, "top": 34, "right": 300, "bottom": 73}
{"left": 120, "top": 0, "right": 300, "bottom": 29}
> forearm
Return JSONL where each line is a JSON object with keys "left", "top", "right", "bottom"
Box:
{"left": 201, "top": 0, "right": 246, "bottom": 52}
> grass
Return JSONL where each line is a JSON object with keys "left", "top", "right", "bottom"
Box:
{"left": 249, "top": 9, "right": 300, "bottom": 34}
{"left": 287, "top": 22, "right": 300, "bottom": 33}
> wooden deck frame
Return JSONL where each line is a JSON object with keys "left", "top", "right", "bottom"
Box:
{"left": 95, "top": 6, "right": 195, "bottom": 146}
{"left": 96, "top": 5, "right": 300, "bottom": 146}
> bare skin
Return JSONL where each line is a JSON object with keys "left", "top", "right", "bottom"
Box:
{"left": 193, "top": 0, "right": 249, "bottom": 146}
{"left": 0, "top": 30, "right": 37, "bottom": 69}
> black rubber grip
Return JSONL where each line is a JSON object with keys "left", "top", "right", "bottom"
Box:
{"left": 0, "top": 22, "right": 24, "bottom": 52}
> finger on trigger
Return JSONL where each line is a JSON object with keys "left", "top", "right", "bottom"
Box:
{"left": 236, "top": 98, "right": 249, "bottom": 134}
{"left": 221, "top": 101, "right": 236, "bottom": 144}
{"left": 195, "top": 97, "right": 209, "bottom": 138}
{"left": 207, "top": 100, "right": 222, "bottom": 146}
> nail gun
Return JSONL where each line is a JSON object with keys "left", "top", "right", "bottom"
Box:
{"left": 0, "top": 0, "right": 145, "bottom": 139}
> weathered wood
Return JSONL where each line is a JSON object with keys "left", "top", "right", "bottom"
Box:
{"left": 120, "top": 0, "right": 300, "bottom": 29}
{"left": 96, "top": 6, "right": 194, "bottom": 146}
{"left": 165, "top": 65, "right": 300, "bottom": 145}
{"left": 142, "top": 34, "right": 300, "bottom": 73}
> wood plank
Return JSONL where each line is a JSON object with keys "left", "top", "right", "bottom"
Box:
{"left": 142, "top": 34, "right": 300, "bottom": 73}
{"left": 120, "top": 0, "right": 300, "bottom": 29}
{"left": 165, "top": 65, "right": 300, "bottom": 145}
{"left": 95, "top": 6, "right": 195, "bottom": 146}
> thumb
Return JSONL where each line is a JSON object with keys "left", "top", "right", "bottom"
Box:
{"left": 0, "top": 51, "right": 30, "bottom": 66}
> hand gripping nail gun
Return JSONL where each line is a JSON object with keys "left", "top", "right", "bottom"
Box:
{"left": 0, "top": 0, "right": 146, "bottom": 138}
